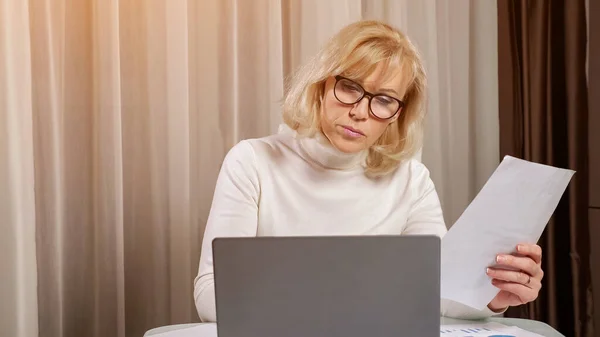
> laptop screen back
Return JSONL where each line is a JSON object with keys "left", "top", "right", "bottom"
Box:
{"left": 213, "top": 235, "right": 440, "bottom": 337}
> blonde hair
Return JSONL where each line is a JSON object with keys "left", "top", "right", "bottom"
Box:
{"left": 282, "top": 20, "right": 427, "bottom": 178}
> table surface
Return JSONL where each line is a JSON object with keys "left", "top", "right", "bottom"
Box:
{"left": 144, "top": 317, "right": 564, "bottom": 336}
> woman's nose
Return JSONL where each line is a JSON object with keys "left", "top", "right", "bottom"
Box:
{"left": 349, "top": 96, "right": 369, "bottom": 120}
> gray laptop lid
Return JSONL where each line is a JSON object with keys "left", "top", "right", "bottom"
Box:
{"left": 213, "top": 235, "right": 440, "bottom": 337}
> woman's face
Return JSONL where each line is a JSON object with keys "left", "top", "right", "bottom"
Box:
{"left": 320, "top": 64, "right": 408, "bottom": 154}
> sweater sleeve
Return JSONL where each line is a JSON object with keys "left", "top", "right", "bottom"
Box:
{"left": 402, "top": 160, "right": 447, "bottom": 237}
{"left": 193, "top": 140, "right": 260, "bottom": 322}
{"left": 402, "top": 160, "right": 504, "bottom": 320}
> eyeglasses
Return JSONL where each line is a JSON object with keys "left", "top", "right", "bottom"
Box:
{"left": 333, "top": 75, "right": 404, "bottom": 120}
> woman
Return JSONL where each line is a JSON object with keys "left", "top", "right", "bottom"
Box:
{"left": 194, "top": 20, "right": 543, "bottom": 322}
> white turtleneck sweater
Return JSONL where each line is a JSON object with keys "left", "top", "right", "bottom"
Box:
{"left": 194, "top": 125, "right": 499, "bottom": 322}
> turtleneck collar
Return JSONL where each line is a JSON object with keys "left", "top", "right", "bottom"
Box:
{"left": 278, "top": 124, "right": 368, "bottom": 170}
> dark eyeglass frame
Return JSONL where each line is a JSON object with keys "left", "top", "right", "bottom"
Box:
{"left": 333, "top": 75, "right": 405, "bottom": 120}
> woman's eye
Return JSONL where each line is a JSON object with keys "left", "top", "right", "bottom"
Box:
{"left": 375, "top": 96, "right": 394, "bottom": 105}
{"left": 342, "top": 82, "right": 360, "bottom": 92}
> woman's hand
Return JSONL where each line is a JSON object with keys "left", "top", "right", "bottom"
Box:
{"left": 485, "top": 243, "right": 544, "bottom": 312}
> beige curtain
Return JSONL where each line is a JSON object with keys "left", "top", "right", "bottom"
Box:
{"left": 373, "top": 0, "right": 501, "bottom": 224}
{"left": 0, "top": 1, "right": 498, "bottom": 336}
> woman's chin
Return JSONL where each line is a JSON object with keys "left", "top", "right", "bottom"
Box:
{"left": 330, "top": 137, "right": 367, "bottom": 154}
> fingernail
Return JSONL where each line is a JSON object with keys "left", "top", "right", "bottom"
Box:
{"left": 486, "top": 268, "right": 491, "bottom": 274}
{"left": 517, "top": 245, "right": 523, "bottom": 252}
{"left": 496, "top": 255, "right": 505, "bottom": 262}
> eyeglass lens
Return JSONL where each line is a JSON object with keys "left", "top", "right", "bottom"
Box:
{"left": 334, "top": 78, "right": 400, "bottom": 119}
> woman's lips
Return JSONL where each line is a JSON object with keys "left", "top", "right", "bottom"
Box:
{"left": 340, "top": 125, "right": 365, "bottom": 138}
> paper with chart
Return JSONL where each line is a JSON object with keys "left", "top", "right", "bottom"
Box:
{"left": 441, "top": 155, "right": 575, "bottom": 310}
{"left": 440, "top": 322, "right": 545, "bottom": 337}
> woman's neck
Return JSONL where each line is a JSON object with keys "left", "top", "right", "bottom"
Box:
{"left": 278, "top": 124, "right": 367, "bottom": 170}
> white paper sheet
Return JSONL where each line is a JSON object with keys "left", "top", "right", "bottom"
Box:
{"left": 151, "top": 324, "right": 217, "bottom": 337}
{"left": 440, "top": 322, "right": 545, "bottom": 337}
{"left": 441, "top": 155, "right": 575, "bottom": 310}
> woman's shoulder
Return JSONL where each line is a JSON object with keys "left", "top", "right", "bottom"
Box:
{"left": 392, "top": 157, "right": 434, "bottom": 182}
{"left": 387, "top": 157, "right": 439, "bottom": 199}
{"left": 222, "top": 131, "right": 297, "bottom": 169}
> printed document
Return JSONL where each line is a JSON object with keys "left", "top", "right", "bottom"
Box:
{"left": 440, "top": 322, "right": 545, "bottom": 337}
{"left": 441, "top": 155, "right": 574, "bottom": 310}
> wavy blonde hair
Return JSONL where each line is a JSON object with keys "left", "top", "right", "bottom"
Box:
{"left": 282, "top": 20, "right": 427, "bottom": 178}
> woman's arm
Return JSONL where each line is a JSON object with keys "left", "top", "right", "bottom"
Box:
{"left": 194, "top": 140, "right": 260, "bottom": 322}
{"left": 402, "top": 160, "right": 447, "bottom": 237}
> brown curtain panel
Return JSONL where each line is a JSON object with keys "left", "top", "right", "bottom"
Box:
{"left": 497, "top": 1, "right": 593, "bottom": 336}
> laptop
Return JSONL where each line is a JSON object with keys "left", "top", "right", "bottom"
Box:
{"left": 212, "top": 235, "right": 440, "bottom": 337}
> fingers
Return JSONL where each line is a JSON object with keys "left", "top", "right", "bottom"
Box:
{"left": 492, "top": 279, "right": 539, "bottom": 303}
{"left": 487, "top": 268, "right": 541, "bottom": 289}
{"left": 496, "top": 254, "right": 542, "bottom": 277}
{"left": 488, "top": 244, "right": 544, "bottom": 308}
{"left": 516, "top": 244, "right": 542, "bottom": 264}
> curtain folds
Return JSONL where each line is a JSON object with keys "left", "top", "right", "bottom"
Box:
{"left": 497, "top": 1, "right": 594, "bottom": 336}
